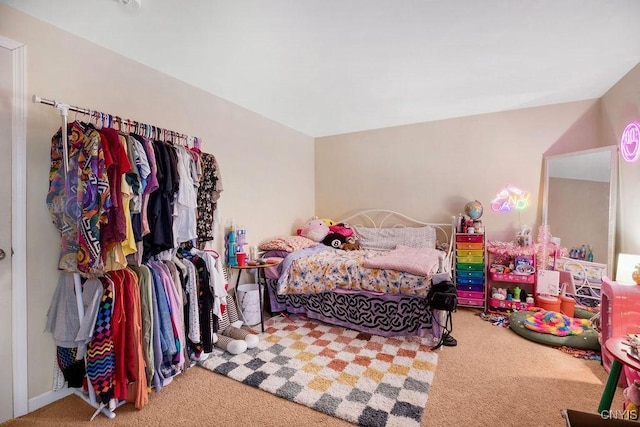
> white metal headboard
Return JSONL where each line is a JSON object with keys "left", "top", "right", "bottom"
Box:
{"left": 335, "top": 209, "right": 454, "bottom": 273}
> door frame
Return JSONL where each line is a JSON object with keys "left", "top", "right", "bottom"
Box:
{"left": 0, "top": 34, "right": 28, "bottom": 419}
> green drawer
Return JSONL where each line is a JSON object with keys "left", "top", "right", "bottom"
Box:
{"left": 456, "top": 262, "right": 484, "bottom": 271}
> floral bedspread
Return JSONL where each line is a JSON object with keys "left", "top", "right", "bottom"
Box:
{"left": 277, "top": 248, "right": 432, "bottom": 296}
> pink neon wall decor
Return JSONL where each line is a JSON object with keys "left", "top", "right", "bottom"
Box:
{"left": 620, "top": 121, "right": 640, "bottom": 163}
{"left": 491, "top": 185, "right": 531, "bottom": 212}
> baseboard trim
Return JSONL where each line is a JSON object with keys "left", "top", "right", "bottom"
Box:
{"left": 28, "top": 388, "right": 74, "bottom": 413}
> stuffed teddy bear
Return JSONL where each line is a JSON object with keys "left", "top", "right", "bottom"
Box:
{"left": 340, "top": 236, "right": 361, "bottom": 251}
{"left": 623, "top": 380, "right": 640, "bottom": 419}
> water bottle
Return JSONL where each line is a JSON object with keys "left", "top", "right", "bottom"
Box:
{"left": 228, "top": 224, "right": 237, "bottom": 266}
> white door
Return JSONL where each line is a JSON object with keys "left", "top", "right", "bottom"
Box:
{"left": 0, "top": 35, "right": 27, "bottom": 422}
{"left": 0, "top": 43, "right": 15, "bottom": 424}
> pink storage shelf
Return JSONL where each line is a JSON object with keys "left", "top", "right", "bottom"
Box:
{"left": 489, "top": 272, "right": 535, "bottom": 284}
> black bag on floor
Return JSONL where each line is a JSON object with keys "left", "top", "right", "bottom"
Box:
{"left": 427, "top": 279, "right": 457, "bottom": 350}
{"left": 427, "top": 280, "right": 457, "bottom": 311}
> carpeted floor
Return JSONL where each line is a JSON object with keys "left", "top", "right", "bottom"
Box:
{"left": 200, "top": 314, "right": 438, "bottom": 427}
{"left": 1, "top": 308, "right": 626, "bottom": 427}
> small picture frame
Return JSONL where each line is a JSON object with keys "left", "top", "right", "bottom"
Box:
{"left": 537, "top": 269, "right": 560, "bottom": 296}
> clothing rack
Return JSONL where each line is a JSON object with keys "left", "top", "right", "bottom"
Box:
{"left": 33, "top": 94, "right": 202, "bottom": 420}
{"left": 32, "top": 95, "right": 202, "bottom": 150}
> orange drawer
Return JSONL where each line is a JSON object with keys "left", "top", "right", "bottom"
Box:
{"left": 456, "top": 242, "right": 484, "bottom": 250}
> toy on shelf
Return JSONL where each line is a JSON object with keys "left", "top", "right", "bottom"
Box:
{"left": 491, "top": 288, "right": 507, "bottom": 300}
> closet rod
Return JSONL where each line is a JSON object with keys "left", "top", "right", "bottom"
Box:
{"left": 32, "top": 94, "right": 201, "bottom": 148}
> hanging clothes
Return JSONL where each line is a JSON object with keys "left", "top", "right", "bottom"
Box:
{"left": 196, "top": 152, "right": 223, "bottom": 245}
{"left": 143, "top": 141, "right": 178, "bottom": 261}
{"left": 46, "top": 273, "right": 103, "bottom": 387}
{"left": 172, "top": 145, "right": 199, "bottom": 246}
{"left": 42, "top": 101, "right": 226, "bottom": 415}
{"left": 98, "top": 126, "right": 131, "bottom": 262}
{"left": 86, "top": 276, "right": 116, "bottom": 405}
{"left": 46, "top": 122, "right": 111, "bottom": 275}
{"left": 127, "top": 264, "right": 155, "bottom": 387}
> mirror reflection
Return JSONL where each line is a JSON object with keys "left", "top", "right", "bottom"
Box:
{"left": 543, "top": 147, "right": 617, "bottom": 275}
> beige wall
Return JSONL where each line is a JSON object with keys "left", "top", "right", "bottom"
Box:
{"left": 0, "top": 4, "right": 315, "bottom": 400}
{"left": 600, "top": 62, "right": 640, "bottom": 256}
{"left": 316, "top": 100, "right": 603, "bottom": 242}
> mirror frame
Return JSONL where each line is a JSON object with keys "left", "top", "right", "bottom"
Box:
{"left": 542, "top": 146, "right": 618, "bottom": 274}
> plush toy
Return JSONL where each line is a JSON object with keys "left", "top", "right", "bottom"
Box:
{"left": 212, "top": 293, "right": 259, "bottom": 355}
{"left": 340, "top": 236, "right": 361, "bottom": 251}
{"left": 322, "top": 222, "right": 355, "bottom": 248}
{"left": 491, "top": 288, "right": 507, "bottom": 300}
{"left": 329, "top": 222, "right": 354, "bottom": 238}
{"left": 319, "top": 218, "right": 336, "bottom": 226}
{"left": 623, "top": 380, "right": 640, "bottom": 419}
{"left": 323, "top": 232, "right": 346, "bottom": 248}
{"left": 298, "top": 219, "right": 330, "bottom": 243}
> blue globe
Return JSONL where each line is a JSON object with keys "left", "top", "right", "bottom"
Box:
{"left": 464, "top": 200, "right": 483, "bottom": 220}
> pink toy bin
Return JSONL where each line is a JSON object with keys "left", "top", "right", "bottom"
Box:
{"left": 600, "top": 276, "right": 640, "bottom": 387}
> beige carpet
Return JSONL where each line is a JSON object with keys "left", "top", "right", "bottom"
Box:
{"left": 1, "top": 308, "right": 624, "bottom": 427}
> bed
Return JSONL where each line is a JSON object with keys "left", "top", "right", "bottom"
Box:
{"left": 260, "top": 209, "right": 454, "bottom": 337}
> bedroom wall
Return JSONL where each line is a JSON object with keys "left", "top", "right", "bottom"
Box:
{"left": 600, "top": 62, "right": 640, "bottom": 257}
{"left": 315, "top": 99, "right": 604, "bottom": 243}
{"left": 0, "top": 4, "right": 315, "bottom": 402}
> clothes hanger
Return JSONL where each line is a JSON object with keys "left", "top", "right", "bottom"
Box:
{"left": 204, "top": 249, "right": 220, "bottom": 259}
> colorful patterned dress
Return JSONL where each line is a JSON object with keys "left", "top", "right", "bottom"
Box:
{"left": 46, "top": 122, "right": 111, "bottom": 275}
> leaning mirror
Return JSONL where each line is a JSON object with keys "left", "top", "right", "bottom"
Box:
{"left": 542, "top": 146, "right": 618, "bottom": 305}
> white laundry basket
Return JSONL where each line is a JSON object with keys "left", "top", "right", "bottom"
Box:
{"left": 236, "top": 283, "right": 262, "bottom": 326}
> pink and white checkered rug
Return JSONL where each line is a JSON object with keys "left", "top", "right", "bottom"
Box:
{"left": 199, "top": 314, "right": 439, "bottom": 427}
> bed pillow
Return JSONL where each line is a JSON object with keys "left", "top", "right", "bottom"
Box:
{"left": 363, "top": 245, "right": 443, "bottom": 276}
{"left": 259, "top": 236, "right": 318, "bottom": 253}
{"left": 354, "top": 225, "right": 436, "bottom": 250}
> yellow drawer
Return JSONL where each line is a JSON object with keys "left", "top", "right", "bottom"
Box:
{"left": 456, "top": 255, "right": 484, "bottom": 264}
{"left": 456, "top": 242, "right": 483, "bottom": 250}
{"left": 456, "top": 249, "right": 484, "bottom": 257}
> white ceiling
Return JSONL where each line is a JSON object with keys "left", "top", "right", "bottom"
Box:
{"left": 3, "top": 0, "right": 640, "bottom": 137}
